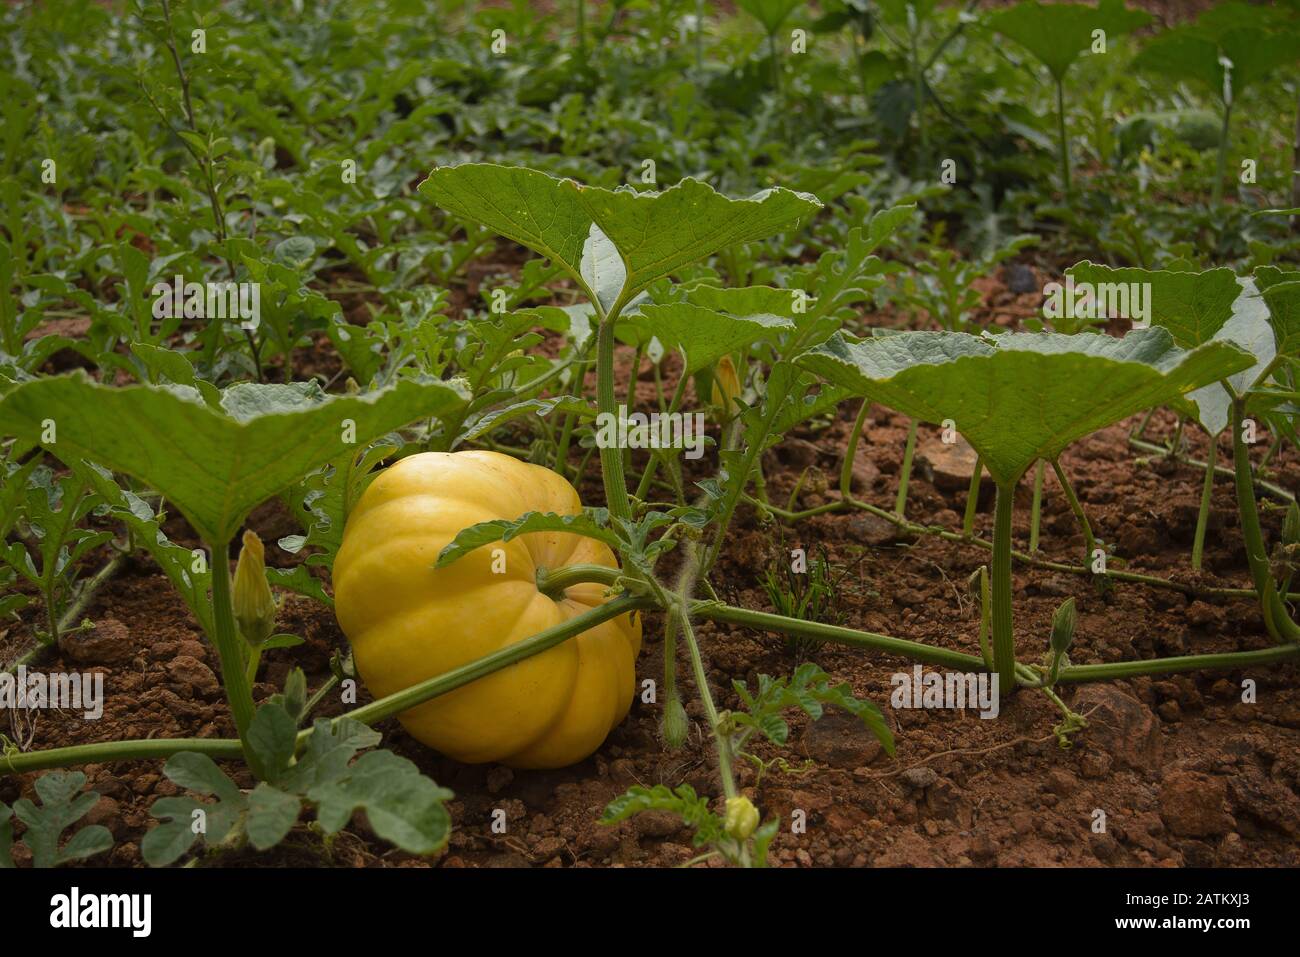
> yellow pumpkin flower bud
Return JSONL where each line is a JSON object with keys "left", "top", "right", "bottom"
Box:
{"left": 711, "top": 355, "right": 742, "bottom": 418}
{"left": 233, "top": 530, "right": 276, "bottom": 648}
{"left": 724, "top": 795, "right": 759, "bottom": 841}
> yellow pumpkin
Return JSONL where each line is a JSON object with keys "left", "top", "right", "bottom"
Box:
{"left": 332, "top": 450, "right": 641, "bottom": 769}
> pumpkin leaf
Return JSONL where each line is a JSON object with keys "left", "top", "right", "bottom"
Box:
{"left": 419, "top": 164, "right": 821, "bottom": 307}
{"left": 1065, "top": 262, "right": 1239, "bottom": 348}
{"left": 989, "top": 0, "right": 1152, "bottom": 83}
{"left": 632, "top": 303, "right": 793, "bottom": 375}
{"left": 0, "top": 373, "right": 469, "bottom": 545}
{"left": 737, "top": 0, "right": 804, "bottom": 35}
{"left": 798, "top": 328, "right": 1253, "bottom": 485}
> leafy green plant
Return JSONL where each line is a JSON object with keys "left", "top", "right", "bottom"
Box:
{"left": 737, "top": 0, "right": 803, "bottom": 94}
{"left": 602, "top": 662, "right": 892, "bottom": 867}
{"left": 800, "top": 327, "right": 1253, "bottom": 691}
{"left": 143, "top": 705, "right": 452, "bottom": 866}
{"left": 759, "top": 543, "right": 856, "bottom": 659}
{"left": 990, "top": 0, "right": 1151, "bottom": 195}
{"left": 1136, "top": 3, "right": 1300, "bottom": 205}
{"left": 0, "top": 771, "right": 113, "bottom": 868}
{"left": 0, "top": 373, "right": 467, "bottom": 774}
{"left": 0, "top": 466, "right": 112, "bottom": 649}
{"left": 893, "top": 226, "right": 1035, "bottom": 331}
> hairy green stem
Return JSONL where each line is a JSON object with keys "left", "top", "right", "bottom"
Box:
{"left": 1028, "top": 459, "right": 1045, "bottom": 552}
{"left": 1056, "top": 77, "right": 1070, "bottom": 196}
{"left": 1213, "top": 99, "right": 1233, "bottom": 207}
{"left": 1231, "top": 398, "right": 1300, "bottom": 643}
{"left": 963, "top": 455, "right": 983, "bottom": 537}
{"left": 596, "top": 317, "right": 633, "bottom": 523}
{"left": 1050, "top": 458, "right": 1097, "bottom": 566}
{"left": 1057, "top": 645, "right": 1299, "bottom": 682}
{"left": 1192, "top": 439, "right": 1216, "bottom": 571}
{"left": 767, "top": 30, "right": 781, "bottom": 96}
{"left": 695, "top": 603, "right": 988, "bottom": 672}
{"left": 895, "top": 419, "right": 919, "bottom": 517}
{"left": 840, "top": 399, "right": 871, "bottom": 499}
{"left": 342, "top": 595, "right": 646, "bottom": 727}
{"left": 1130, "top": 435, "right": 1293, "bottom": 503}
{"left": 634, "top": 369, "right": 689, "bottom": 501}
{"left": 991, "top": 482, "right": 1017, "bottom": 697}
{"left": 209, "top": 544, "right": 258, "bottom": 762}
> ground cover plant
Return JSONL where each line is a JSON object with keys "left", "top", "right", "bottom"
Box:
{"left": 1, "top": 0, "right": 1299, "bottom": 872}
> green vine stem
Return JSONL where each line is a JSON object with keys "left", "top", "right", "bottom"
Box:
{"left": 596, "top": 315, "right": 633, "bottom": 523}
{"left": 1028, "top": 459, "right": 1045, "bottom": 552}
{"left": 208, "top": 545, "right": 256, "bottom": 736}
{"left": 839, "top": 399, "right": 871, "bottom": 500}
{"left": 744, "top": 488, "right": 1298, "bottom": 604}
{"left": 1055, "top": 76, "right": 1070, "bottom": 196}
{"left": 1231, "top": 396, "right": 1300, "bottom": 643}
{"left": 695, "top": 603, "right": 988, "bottom": 672}
{"left": 1191, "top": 439, "right": 1217, "bottom": 571}
{"left": 895, "top": 419, "right": 919, "bottom": 517}
{"left": 9, "top": 575, "right": 1297, "bottom": 778}
{"left": 1130, "top": 435, "right": 1294, "bottom": 503}
{"left": 1049, "top": 458, "right": 1097, "bottom": 566}
{"left": 990, "top": 481, "right": 1017, "bottom": 697}
{"left": 4, "top": 595, "right": 647, "bottom": 776}
{"left": 1056, "top": 645, "right": 1299, "bottom": 681}
{"left": 702, "top": 384, "right": 785, "bottom": 575}
{"left": 963, "top": 454, "right": 983, "bottom": 537}
{"left": 634, "top": 369, "right": 690, "bottom": 501}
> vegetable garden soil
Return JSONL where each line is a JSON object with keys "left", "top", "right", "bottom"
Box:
{"left": 5, "top": 272, "right": 1298, "bottom": 868}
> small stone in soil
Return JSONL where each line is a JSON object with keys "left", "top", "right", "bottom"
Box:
{"left": 900, "top": 767, "right": 938, "bottom": 792}
{"left": 801, "top": 712, "right": 885, "bottom": 769}
{"left": 59, "top": 617, "right": 133, "bottom": 665}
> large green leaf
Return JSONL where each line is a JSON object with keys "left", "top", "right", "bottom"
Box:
{"left": 419, "top": 164, "right": 821, "bottom": 309}
{"left": 1065, "top": 263, "right": 1270, "bottom": 434}
{"left": 0, "top": 374, "right": 468, "bottom": 545}
{"left": 798, "top": 329, "right": 1253, "bottom": 485}
{"left": 1261, "top": 281, "right": 1300, "bottom": 358}
{"left": 737, "top": 0, "right": 804, "bottom": 34}
{"left": 1065, "top": 262, "right": 1239, "bottom": 348}
{"left": 1182, "top": 278, "right": 1275, "bottom": 435}
{"left": 1136, "top": 3, "right": 1299, "bottom": 98}
{"left": 989, "top": 0, "right": 1152, "bottom": 82}
{"left": 632, "top": 303, "right": 793, "bottom": 375}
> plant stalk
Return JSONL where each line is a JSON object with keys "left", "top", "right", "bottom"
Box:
{"left": 1056, "top": 77, "right": 1071, "bottom": 196}
{"left": 1191, "top": 439, "right": 1217, "bottom": 571}
{"left": 209, "top": 543, "right": 259, "bottom": 764}
{"left": 991, "top": 481, "right": 1017, "bottom": 697}
{"left": 895, "top": 419, "right": 919, "bottom": 517}
{"left": 1028, "top": 459, "right": 1045, "bottom": 552}
{"left": 962, "top": 455, "right": 983, "bottom": 537}
{"left": 595, "top": 317, "right": 633, "bottom": 523}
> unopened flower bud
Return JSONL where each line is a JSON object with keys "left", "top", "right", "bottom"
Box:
{"left": 711, "top": 355, "right": 742, "bottom": 419}
{"left": 724, "top": 795, "right": 759, "bottom": 841}
{"left": 1284, "top": 503, "right": 1300, "bottom": 546}
{"left": 1049, "top": 597, "right": 1076, "bottom": 656}
{"left": 233, "top": 530, "right": 276, "bottom": 648}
